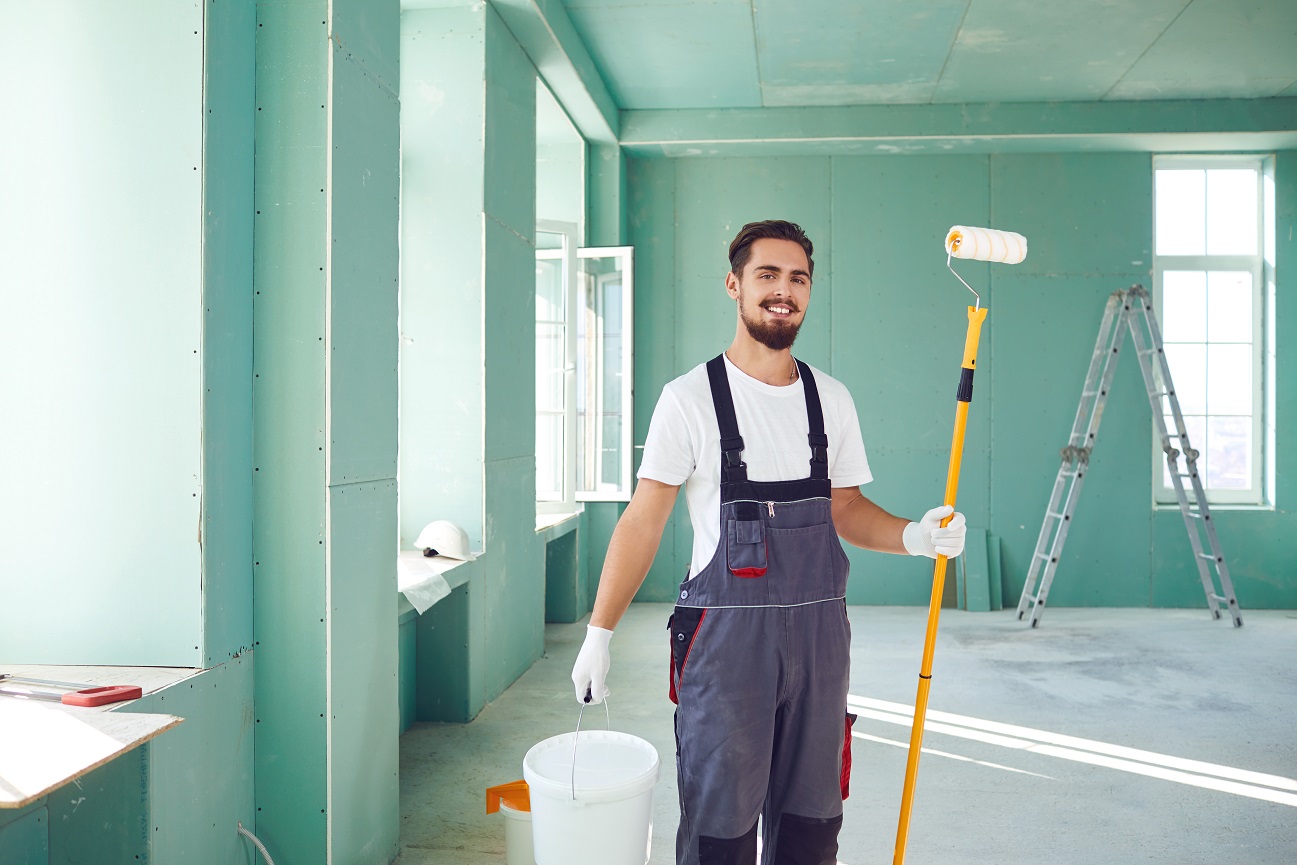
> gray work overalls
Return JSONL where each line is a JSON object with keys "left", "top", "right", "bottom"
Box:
{"left": 669, "top": 355, "right": 856, "bottom": 865}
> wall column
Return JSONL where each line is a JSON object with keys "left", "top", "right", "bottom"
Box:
{"left": 253, "top": 2, "right": 401, "bottom": 861}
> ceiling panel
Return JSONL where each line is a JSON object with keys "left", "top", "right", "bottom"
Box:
{"left": 563, "top": 1, "right": 761, "bottom": 109}
{"left": 754, "top": 0, "right": 967, "bottom": 106}
{"left": 557, "top": 0, "right": 1297, "bottom": 110}
{"left": 935, "top": 0, "right": 1190, "bottom": 103}
{"left": 1107, "top": 0, "right": 1297, "bottom": 100}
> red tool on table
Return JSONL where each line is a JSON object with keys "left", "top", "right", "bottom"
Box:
{"left": 0, "top": 673, "right": 142, "bottom": 707}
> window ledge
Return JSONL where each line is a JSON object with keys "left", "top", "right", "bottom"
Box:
{"left": 1154, "top": 502, "right": 1272, "bottom": 512}
{"left": 536, "top": 508, "right": 582, "bottom": 541}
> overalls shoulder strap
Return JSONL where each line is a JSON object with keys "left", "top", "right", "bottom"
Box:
{"left": 796, "top": 360, "right": 829, "bottom": 480}
{"left": 706, "top": 354, "right": 747, "bottom": 484}
{"left": 706, "top": 354, "right": 830, "bottom": 482}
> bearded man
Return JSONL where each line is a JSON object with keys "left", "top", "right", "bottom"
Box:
{"left": 570, "top": 219, "right": 966, "bottom": 865}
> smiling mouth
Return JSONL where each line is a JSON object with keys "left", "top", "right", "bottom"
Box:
{"left": 762, "top": 302, "right": 796, "bottom": 317}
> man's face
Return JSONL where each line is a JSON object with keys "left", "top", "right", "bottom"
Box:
{"left": 726, "top": 237, "right": 812, "bottom": 351}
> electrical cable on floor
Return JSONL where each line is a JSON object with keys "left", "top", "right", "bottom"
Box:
{"left": 238, "top": 821, "right": 276, "bottom": 865}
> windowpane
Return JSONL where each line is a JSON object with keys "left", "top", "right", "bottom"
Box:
{"left": 1156, "top": 169, "right": 1205, "bottom": 255}
{"left": 1160, "top": 271, "right": 1206, "bottom": 341}
{"left": 1205, "top": 416, "right": 1251, "bottom": 489}
{"left": 1206, "top": 169, "right": 1258, "bottom": 255}
{"left": 1163, "top": 343, "right": 1206, "bottom": 414}
{"left": 1206, "top": 271, "right": 1251, "bottom": 343}
{"left": 602, "top": 333, "right": 622, "bottom": 412}
{"left": 1206, "top": 344, "right": 1251, "bottom": 415}
{"left": 536, "top": 323, "right": 565, "bottom": 412}
{"left": 536, "top": 255, "right": 565, "bottom": 320}
{"left": 536, "top": 412, "right": 563, "bottom": 501}
{"left": 536, "top": 231, "right": 565, "bottom": 252}
{"left": 600, "top": 415, "right": 622, "bottom": 487}
{"left": 1162, "top": 414, "right": 1206, "bottom": 487}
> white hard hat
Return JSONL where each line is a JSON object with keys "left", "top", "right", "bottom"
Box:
{"left": 415, "top": 520, "right": 473, "bottom": 560}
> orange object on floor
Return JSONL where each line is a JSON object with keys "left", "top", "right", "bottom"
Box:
{"left": 486, "top": 780, "right": 531, "bottom": 814}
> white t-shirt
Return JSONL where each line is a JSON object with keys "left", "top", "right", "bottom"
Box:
{"left": 637, "top": 355, "right": 873, "bottom": 578}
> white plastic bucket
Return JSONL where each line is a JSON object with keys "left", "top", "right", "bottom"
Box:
{"left": 498, "top": 802, "right": 536, "bottom": 865}
{"left": 522, "top": 729, "right": 660, "bottom": 865}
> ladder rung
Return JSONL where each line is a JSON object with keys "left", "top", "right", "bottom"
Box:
{"left": 1199, "top": 553, "right": 1221, "bottom": 561}
{"left": 1046, "top": 511, "right": 1065, "bottom": 519}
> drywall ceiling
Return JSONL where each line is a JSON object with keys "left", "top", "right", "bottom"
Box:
{"left": 560, "top": 0, "right": 1297, "bottom": 110}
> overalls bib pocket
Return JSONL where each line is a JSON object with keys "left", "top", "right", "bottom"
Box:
{"left": 726, "top": 503, "right": 767, "bottom": 577}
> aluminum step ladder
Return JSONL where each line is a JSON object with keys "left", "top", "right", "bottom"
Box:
{"left": 1016, "top": 285, "right": 1243, "bottom": 628}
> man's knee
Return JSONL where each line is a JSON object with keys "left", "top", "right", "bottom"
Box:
{"left": 774, "top": 812, "right": 842, "bottom": 865}
{"left": 697, "top": 819, "right": 758, "bottom": 865}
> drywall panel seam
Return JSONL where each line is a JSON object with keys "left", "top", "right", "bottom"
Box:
{"left": 324, "top": 5, "right": 336, "bottom": 862}
{"left": 1100, "top": 0, "right": 1194, "bottom": 101}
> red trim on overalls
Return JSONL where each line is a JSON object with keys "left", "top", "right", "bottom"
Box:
{"left": 669, "top": 609, "right": 708, "bottom": 705}
{"left": 841, "top": 713, "right": 857, "bottom": 799}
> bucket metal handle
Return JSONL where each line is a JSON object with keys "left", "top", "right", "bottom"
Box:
{"left": 571, "top": 688, "right": 611, "bottom": 801}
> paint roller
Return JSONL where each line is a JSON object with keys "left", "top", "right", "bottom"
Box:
{"left": 892, "top": 226, "right": 1027, "bottom": 865}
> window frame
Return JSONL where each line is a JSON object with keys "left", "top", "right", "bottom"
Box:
{"left": 575, "top": 245, "right": 635, "bottom": 503}
{"left": 536, "top": 219, "right": 579, "bottom": 517}
{"left": 1151, "top": 154, "right": 1270, "bottom": 507}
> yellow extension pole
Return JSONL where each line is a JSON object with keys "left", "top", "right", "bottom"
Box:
{"left": 893, "top": 304, "right": 989, "bottom": 865}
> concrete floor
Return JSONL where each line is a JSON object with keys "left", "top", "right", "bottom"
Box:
{"left": 397, "top": 604, "right": 1297, "bottom": 865}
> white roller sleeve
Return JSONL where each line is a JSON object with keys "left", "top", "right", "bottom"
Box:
{"left": 945, "top": 226, "right": 1028, "bottom": 264}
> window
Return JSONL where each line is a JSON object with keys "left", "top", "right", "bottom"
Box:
{"left": 536, "top": 227, "right": 635, "bottom": 518}
{"left": 1152, "top": 156, "right": 1273, "bottom": 505}
{"left": 536, "top": 221, "right": 578, "bottom": 516}
{"left": 576, "top": 247, "right": 635, "bottom": 501}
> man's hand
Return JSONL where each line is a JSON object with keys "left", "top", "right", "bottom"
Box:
{"left": 902, "top": 505, "right": 967, "bottom": 559}
{"left": 571, "top": 625, "right": 613, "bottom": 704}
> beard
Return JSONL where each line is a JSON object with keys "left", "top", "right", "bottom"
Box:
{"left": 739, "top": 295, "right": 802, "bottom": 351}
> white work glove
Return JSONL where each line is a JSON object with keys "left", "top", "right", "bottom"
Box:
{"left": 902, "top": 505, "right": 967, "bottom": 559}
{"left": 571, "top": 625, "right": 613, "bottom": 704}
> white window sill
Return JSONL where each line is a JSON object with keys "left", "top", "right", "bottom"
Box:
{"left": 1154, "top": 501, "right": 1273, "bottom": 512}
{"left": 536, "top": 508, "right": 582, "bottom": 541}
{"left": 397, "top": 550, "right": 478, "bottom": 616}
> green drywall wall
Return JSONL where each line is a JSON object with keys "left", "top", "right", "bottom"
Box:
{"left": 619, "top": 98, "right": 1297, "bottom": 157}
{"left": 202, "top": 0, "right": 257, "bottom": 667}
{"left": 42, "top": 661, "right": 255, "bottom": 864}
{"left": 626, "top": 149, "right": 1297, "bottom": 611}
{"left": 327, "top": 14, "right": 401, "bottom": 855}
{"left": 831, "top": 154, "right": 994, "bottom": 604}
{"left": 253, "top": 3, "right": 330, "bottom": 859}
{"left": 990, "top": 153, "right": 1155, "bottom": 609}
{"left": 588, "top": 144, "right": 628, "bottom": 248}
{"left": 627, "top": 156, "right": 684, "bottom": 599}
{"left": 0, "top": 805, "right": 48, "bottom": 865}
{"left": 0, "top": 0, "right": 205, "bottom": 665}
{"left": 401, "top": 2, "right": 547, "bottom": 721}
{"left": 545, "top": 527, "right": 580, "bottom": 622}
{"left": 401, "top": 4, "right": 488, "bottom": 549}
{"left": 46, "top": 746, "right": 148, "bottom": 863}
{"left": 253, "top": 2, "right": 401, "bottom": 862}
{"left": 399, "top": 610, "right": 417, "bottom": 732}
{"left": 130, "top": 659, "right": 255, "bottom": 864}
{"left": 416, "top": 578, "right": 475, "bottom": 722}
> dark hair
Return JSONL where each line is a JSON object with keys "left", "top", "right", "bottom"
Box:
{"left": 728, "top": 220, "right": 815, "bottom": 278}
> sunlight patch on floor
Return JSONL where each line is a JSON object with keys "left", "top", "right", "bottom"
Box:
{"left": 848, "top": 694, "right": 1297, "bottom": 807}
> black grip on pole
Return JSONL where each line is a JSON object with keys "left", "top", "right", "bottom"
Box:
{"left": 956, "top": 367, "right": 975, "bottom": 403}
